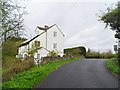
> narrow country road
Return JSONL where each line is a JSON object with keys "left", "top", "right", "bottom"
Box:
{"left": 36, "top": 59, "right": 119, "bottom": 88}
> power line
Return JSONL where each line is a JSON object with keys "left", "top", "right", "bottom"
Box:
{"left": 55, "top": 0, "right": 78, "bottom": 23}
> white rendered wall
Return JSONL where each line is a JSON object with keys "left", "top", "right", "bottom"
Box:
{"left": 47, "top": 25, "right": 64, "bottom": 56}
{"left": 18, "top": 24, "right": 64, "bottom": 58}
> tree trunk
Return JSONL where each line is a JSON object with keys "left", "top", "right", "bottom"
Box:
{"left": 4, "top": 32, "right": 6, "bottom": 42}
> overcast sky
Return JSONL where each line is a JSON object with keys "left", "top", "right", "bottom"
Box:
{"left": 23, "top": 0, "right": 119, "bottom": 53}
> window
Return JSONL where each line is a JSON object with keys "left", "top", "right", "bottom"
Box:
{"left": 32, "top": 42, "right": 34, "bottom": 49}
{"left": 54, "top": 31, "right": 57, "bottom": 37}
{"left": 53, "top": 43, "right": 57, "bottom": 49}
{"left": 35, "top": 41, "right": 40, "bottom": 47}
{"left": 37, "top": 54, "right": 40, "bottom": 59}
{"left": 32, "top": 41, "right": 40, "bottom": 49}
{"left": 37, "top": 41, "right": 40, "bottom": 47}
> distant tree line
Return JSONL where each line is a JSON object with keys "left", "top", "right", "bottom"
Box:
{"left": 85, "top": 48, "right": 115, "bottom": 59}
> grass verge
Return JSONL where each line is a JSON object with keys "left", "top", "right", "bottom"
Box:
{"left": 2, "top": 57, "right": 79, "bottom": 88}
{"left": 106, "top": 58, "right": 120, "bottom": 76}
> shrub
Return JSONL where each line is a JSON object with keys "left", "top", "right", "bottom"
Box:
{"left": 48, "top": 50, "right": 58, "bottom": 57}
{"left": 2, "top": 58, "right": 34, "bottom": 82}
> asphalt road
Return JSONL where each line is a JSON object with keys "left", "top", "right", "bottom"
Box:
{"left": 36, "top": 59, "right": 119, "bottom": 88}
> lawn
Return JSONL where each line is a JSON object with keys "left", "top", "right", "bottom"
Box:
{"left": 2, "top": 58, "right": 79, "bottom": 89}
{"left": 106, "top": 58, "right": 120, "bottom": 76}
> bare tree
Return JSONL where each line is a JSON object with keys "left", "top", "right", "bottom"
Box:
{"left": 1, "top": 0, "right": 27, "bottom": 43}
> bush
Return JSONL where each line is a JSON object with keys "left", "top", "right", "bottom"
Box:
{"left": 2, "top": 59, "right": 34, "bottom": 82}
{"left": 48, "top": 51, "right": 58, "bottom": 57}
{"left": 2, "top": 37, "right": 26, "bottom": 58}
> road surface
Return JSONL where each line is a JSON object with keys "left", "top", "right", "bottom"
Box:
{"left": 36, "top": 59, "right": 119, "bottom": 88}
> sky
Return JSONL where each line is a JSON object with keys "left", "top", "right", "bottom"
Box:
{"left": 22, "top": 0, "right": 119, "bottom": 53}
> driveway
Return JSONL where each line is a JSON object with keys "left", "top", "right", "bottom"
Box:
{"left": 36, "top": 59, "right": 119, "bottom": 88}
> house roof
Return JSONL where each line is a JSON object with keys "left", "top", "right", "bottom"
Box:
{"left": 37, "top": 24, "right": 64, "bottom": 36}
{"left": 19, "top": 32, "right": 45, "bottom": 47}
{"left": 40, "top": 47, "right": 51, "bottom": 52}
{"left": 19, "top": 24, "right": 64, "bottom": 47}
{"left": 54, "top": 24, "right": 65, "bottom": 36}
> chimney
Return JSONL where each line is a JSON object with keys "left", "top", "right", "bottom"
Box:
{"left": 44, "top": 25, "right": 49, "bottom": 29}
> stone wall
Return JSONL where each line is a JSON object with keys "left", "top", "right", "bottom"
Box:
{"left": 41, "top": 55, "right": 73, "bottom": 64}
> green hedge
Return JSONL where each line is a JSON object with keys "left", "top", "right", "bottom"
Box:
{"left": 64, "top": 46, "right": 86, "bottom": 57}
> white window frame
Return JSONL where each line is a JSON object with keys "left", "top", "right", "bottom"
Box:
{"left": 53, "top": 31, "right": 57, "bottom": 37}
{"left": 37, "top": 54, "right": 40, "bottom": 59}
{"left": 53, "top": 43, "right": 57, "bottom": 49}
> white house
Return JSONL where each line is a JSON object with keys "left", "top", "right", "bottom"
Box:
{"left": 18, "top": 24, "right": 64, "bottom": 63}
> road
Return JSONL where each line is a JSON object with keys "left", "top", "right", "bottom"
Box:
{"left": 36, "top": 59, "right": 119, "bottom": 88}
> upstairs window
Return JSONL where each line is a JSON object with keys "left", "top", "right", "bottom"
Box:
{"left": 33, "top": 41, "right": 40, "bottom": 48}
{"left": 53, "top": 43, "right": 57, "bottom": 49}
{"left": 54, "top": 31, "right": 57, "bottom": 37}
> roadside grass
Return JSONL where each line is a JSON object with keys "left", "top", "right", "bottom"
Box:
{"left": 106, "top": 58, "right": 120, "bottom": 76}
{"left": 2, "top": 57, "right": 79, "bottom": 88}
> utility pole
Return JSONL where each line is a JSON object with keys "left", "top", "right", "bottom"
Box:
{"left": 118, "top": 39, "right": 120, "bottom": 65}
{"left": 115, "top": 1, "right": 120, "bottom": 65}
{"left": 115, "top": 33, "right": 120, "bottom": 65}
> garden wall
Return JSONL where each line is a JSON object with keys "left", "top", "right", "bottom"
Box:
{"left": 41, "top": 55, "right": 73, "bottom": 64}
